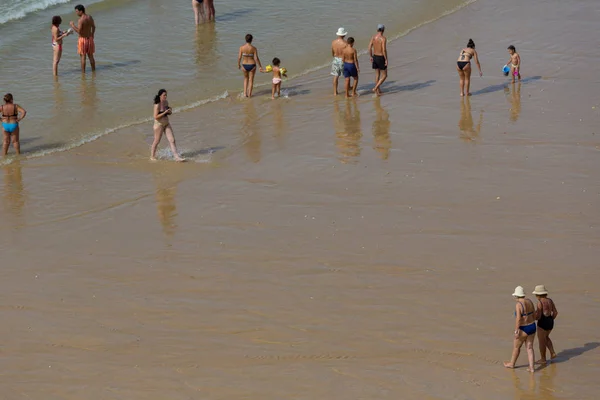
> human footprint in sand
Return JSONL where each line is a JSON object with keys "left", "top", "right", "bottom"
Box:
{"left": 342, "top": 37, "right": 360, "bottom": 98}
{"left": 150, "top": 89, "right": 184, "bottom": 162}
{"left": 533, "top": 285, "right": 558, "bottom": 365}
{"left": 504, "top": 286, "right": 536, "bottom": 372}
{"left": 456, "top": 38, "right": 482, "bottom": 96}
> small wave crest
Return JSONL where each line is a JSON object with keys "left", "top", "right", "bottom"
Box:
{"left": 0, "top": 0, "right": 73, "bottom": 25}
{"left": 0, "top": 91, "right": 230, "bottom": 165}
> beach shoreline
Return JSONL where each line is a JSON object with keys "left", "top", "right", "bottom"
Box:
{"left": 1, "top": 0, "right": 600, "bottom": 398}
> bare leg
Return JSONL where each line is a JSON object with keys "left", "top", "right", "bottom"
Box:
{"left": 208, "top": 0, "right": 215, "bottom": 21}
{"left": 333, "top": 76, "right": 339, "bottom": 96}
{"left": 276, "top": 83, "right": 281, "bottom": 98}
{"left": 345, "top": 77, "right": 351, "bottom": 98}
{"left": 2, "top": 132, "right": 9, "bottom": 156}
{"left": 53, "top": 48, "right": 62, "bottom": 76}
{"left": 352, "top": 76, "right": 359, "bottom": 97}
{"left": 525, "top": 334, "right": 535, "bottom": 372}
{"left": 248, "top": 68, "right": 256, "bottom": 98}
{"left": 150, "top": 125, "right": 164, "bottom": 160}
{"left": 536, "top": 328, "right": 547, "bottom": 364}
{"left": 372, "top": 69, "right": 380, "bottom": 92}
{"left": 164, "top": 125, "right": 184, "bottom": 161}
{"left": 546, "top": 334, "right": 556, "bottom": 359}
{"left": 271, "top": 83, "right": 275, "bottom": 100}
{"left": 457, "top": 66, "right": 465, "bottom": 96}
{"left": 243, "top": 70, "right": 249, "bottom": 97}
{"left": 12, "top": 127, "right": 20, "bottom": 155}
{"left": 464, "top": 65, "right": 472, "bottom": 96}
{"left": 374, "top": 70, "right": 387, "bottom": 95}
{"left": 504, "top": 333, "right": 525, "bottom": 368}
{"left": 80, "top": 54, "right": 87, "bottom": 73}
{"left": 89, "top": 54, "right": 96, "bottom": 72}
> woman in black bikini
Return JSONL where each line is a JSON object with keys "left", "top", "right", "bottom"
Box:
{"left": 504, "top": 286, "right": 536, "bottom": 373}
{"left": 533, "top": 285, "right": 558, "bottom": 364}
{"left": 456, "top": 38, "right": 482, "bottom": 97}
{"left": 237, "top": 34, "right": 262, "bottom": 98}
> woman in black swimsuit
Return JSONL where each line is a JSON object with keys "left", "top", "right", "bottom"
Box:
{"left": 456, "top": 38, "right": 482, "bottom": 97}
{"left": 533, "top": 285, "right": 558, "bottom": 364}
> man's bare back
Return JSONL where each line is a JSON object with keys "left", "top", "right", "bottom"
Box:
{"left": 331, "top": 38, "right": 346, "bottom": 58}
{"left": 370, "top": 34, "right": 386, "bottom": 56}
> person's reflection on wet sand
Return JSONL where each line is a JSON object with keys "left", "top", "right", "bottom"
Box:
{"left": 511, "top": 369, "right": 537, "bottom": 400}
{"left": 458, "top": 96, "right": 483, "bottom": 142}
{"left": 272, "top": 100, "right": 286, "bottom": 149}
{"left": 242, "top": 100, "right": 261, "bottom": 163}
{"left": 195, "top": 22, "right": 217, "bottom": 68}
{"left": 372, "top": 97, "right": 391, "bottom": 160}
{"left": 153, "top": 172, "right": 178, "bottom": 240}
{"left": 333, "top": 99, "right": 362, "bottom": 164}
{"left": 509, "top": 82, "right": 522, "bottom": 122}
{"left": 80, "top": 73, "right": 98, "bottom": 122}
{"left": 2, "top": 161, "right": 26, "bottom": 229}
{"left": 53, "top": 80, "right": 66, "bottom": 120}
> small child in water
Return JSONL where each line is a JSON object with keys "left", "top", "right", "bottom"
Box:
{"left": 506, "top": 45, "right": 521, "bottom": 83}
{"left": 261, "top": 58, "right": 287, "bottom": 99}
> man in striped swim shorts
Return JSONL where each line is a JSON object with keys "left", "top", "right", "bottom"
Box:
{"left": 70, "top": 4, "right": 96, "bottom": 73}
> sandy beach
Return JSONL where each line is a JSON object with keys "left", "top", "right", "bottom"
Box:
{"left": 1, "top": 0, "right": 599, "bottom": 398}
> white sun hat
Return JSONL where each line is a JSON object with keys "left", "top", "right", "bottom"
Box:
{"left": 532, "top": 285, "right": 549, "bottom": 295}
{"left": 512, "top": 286, "right": 526, "bottom": 298}
{"left": 336, "top": 27, "right": 348, "bottom": 36}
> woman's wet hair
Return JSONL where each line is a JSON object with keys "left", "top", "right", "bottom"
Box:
{"left": 508, "top": 45, "right": 516, "bottom": 51}
{"left": 347, "top": 37, "right": 355, "bottom": 45}
{"left": 272, "top": 57, "right": 280, "bottom": 66}
{"left": 154, "top": 89, "right": 167, "bottom": 104}
{"left": 4, "top": 93, "right": 13, "bottom": 103}
{"left": 467, "top": 38, "right": 475, "bottom": 48}
{"left": 52, "top": 16, "right": 62, "bottom": 26}
{"left": 245, "top": 34, "right": 253, "bottom": 43}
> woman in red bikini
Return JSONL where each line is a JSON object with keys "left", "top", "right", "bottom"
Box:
{"left": 51, "top": 16, "right": 72, "bottom": 76}
{"left": 456, "top": 38, "right": 482, "bottom": 97}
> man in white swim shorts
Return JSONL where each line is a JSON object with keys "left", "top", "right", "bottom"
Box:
{"left": 331, "top": 27, "right": 348, "bottom": 96}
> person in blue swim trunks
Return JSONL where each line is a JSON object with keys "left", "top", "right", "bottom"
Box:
{"left": 1, "top": 93, "right": 27, "bottom": 157}
{"left": 504, "top": 286, "right": 536, "bottom": 372}
{"left": 341, "top": 37, "right": 360, "bottom": 98}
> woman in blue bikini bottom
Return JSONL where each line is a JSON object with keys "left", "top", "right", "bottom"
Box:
{"left": 504, "top": 286, "right": 536, "bottom": 372}
{"left": 1, "top": 93, "right": 27, "bottom": 157}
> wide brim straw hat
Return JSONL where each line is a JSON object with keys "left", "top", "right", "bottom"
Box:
{"left": 532, "top": 285, "right": 549, "bottom": 295}
{"left": 512, "top": 286, "right": 526, "bottom": 297}
{"left": 336, "top": 27, "right": 348, "bottom": 36}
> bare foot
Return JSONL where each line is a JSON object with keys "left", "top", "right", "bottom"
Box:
{"left": 535, "top": 359, "right": 547, "bottom": 365}
{"left": 527, "top": 367, "right": 535, "bottom": 373}
{"left": 467, "top": 93, "right": 472, "bottom": 96}
{"left": 150, "top": 157, "right": 158, "bottom": 162}
{"left": 503, "top": 362, "right": 515, "bottom": 369}
{"left": 174, "top": 156, "right": 185, "bottom": 162}
{"left": 271, "top": 96, "right": 275, "bottom": 100}
{"left": 551, "top": 352, "right": 557, "bottom": 360}
{"left": 353, "top": 92, "right": 359, "bottom": 97}
{"left": 460, "top": 93, "right": 464, "bottom": 97}
{"left": 345, "top": 94, "right": 352, "bottom": 98}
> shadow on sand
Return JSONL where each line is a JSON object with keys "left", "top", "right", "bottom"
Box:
{"left": 471, "top": 76, "right": 542, "bottom": 96}
{"left": 358, "top": 80, "right": 436, "bottom": 95}
{"left": 252, "top": 84, "right": 311, "bottom": 98}
{"left": 63, "top": 60, "right": 142, "bottom": 75}
{"left": 551, "top": 342, "right": 600, "bottom": 364}
{"left": 181, "top": 146, "right": 226, "bottom": 158}
{"left": 216, "top": 9, "right": 253, "bottom": 22}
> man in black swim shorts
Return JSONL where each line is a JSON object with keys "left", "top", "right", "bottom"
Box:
{"left": 368, "top": 24, "right": 388, "bottom": 95}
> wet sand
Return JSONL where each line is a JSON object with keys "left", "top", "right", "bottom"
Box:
{"left": 1, "top": 0, "right": 599, "bottom": 398}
